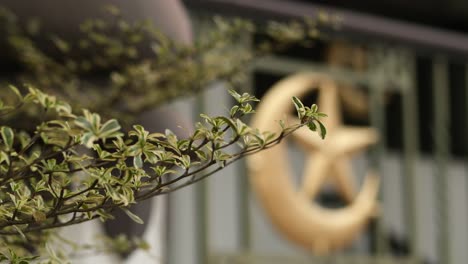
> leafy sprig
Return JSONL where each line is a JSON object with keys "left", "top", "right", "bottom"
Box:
{"left": 0, "top": 87, "right": 325, "bottom": 240}
{"left": 292, "top": 96, "right": 328, "bottom": 139}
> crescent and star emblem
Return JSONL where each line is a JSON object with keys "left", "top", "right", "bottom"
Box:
{"left": 247, "top": 72, "right": 380, "bottom": 254}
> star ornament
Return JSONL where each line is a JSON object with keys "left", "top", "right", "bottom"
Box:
{"left": 290, "top": 80, "right": 379, "bottom": 203}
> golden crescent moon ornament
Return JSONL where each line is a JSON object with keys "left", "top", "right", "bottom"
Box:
{"left": 247, "top": 72, "right": 380, "bottom": 255}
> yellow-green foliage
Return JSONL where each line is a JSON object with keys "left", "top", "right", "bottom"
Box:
{"left": 0, "top": 6, "right": 331, "bottom": 262}
{"left": 0, "top": 86, "right": 326, "bottom": 262}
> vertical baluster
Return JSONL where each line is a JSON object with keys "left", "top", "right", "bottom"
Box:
{"left": 236, "top": 29, "right": 255, "bottom": 254}
{"left": 464, "top": 64, "right": 468, "bottom": 263}
{"left": 193, "top": 16, "right": 209, "bottom": 262}
{"left": 238, "top": 71, "right": 253, "bottom": 252}
{"left": 238, "top": 163, "right": 251, "bottom": 251}
{"left": 401, "top": 54, "right": 420, "bottom": 260}
{"left": 432, "top": 56, "right": 451, "bottom": 264}
{"left": 369, "top": 72, "right": 388, "bottom": 256}
{"left": 194, "top": 92, "right": 209, "bottom": 264}
{"left": 195, "top": 184, "right": 208, "bottom": 264}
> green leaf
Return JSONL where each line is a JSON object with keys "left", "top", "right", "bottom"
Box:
{"left": 292, "top": 96, "right": 305, "bottom": 118}
{"left": 292, "top": 96, "right": 304, "bottom": 109}
{"left": 311, "top": 104, "right": 318, "bottom": 113}
{"left": 195, "top": 150, "right": 208, "bottom": 161}
{"left": 121, "top": 208, "right": 144, "bottom": 224}
{"left": 264, "top": 131, "right": 276, "bottom": 142}
{"left": 8, "top": 85, "right": 22, "bottom": 100}
{"left": 0, "top": 151, "right": 10, "bottom": 165}
{"left": 228, "top": 89, "right": 242, "bottom": 102}
{"left": 178, "top": 155, "right": 191, "bottom": 169}
{"left": 318, "top": 121, "right": 327, "bottom": 139}
{"left": 12, "top": 225, "right": 26, "bottom": 241}
{"left": 242, "top": 103, "right": 253, "bottom": 114}
{"left": 253, "top": 131, "right": 265, "bottom": 147}
{"left": 75, "top": 116, "right": 94, "bottom": 132}
{"left": 133, "top": 154, "right": 143, "bottom": 169}
{"left": 279, "top": 119, "right": 286, "bottom": 129}
{"left": 90, "top": 112, "right": 101, "bottom": 131}
{"left": 81, "top": 132, "right": 97, "bottom": 148}
{"left": 55, "top": 101, "right": 73, "bottom": 116}
{"left": 99, "top": 119, "right": 122, "bottom": 138}
{"left": 1, "top": 126, "right": 14, "bottom": 151}
{"left": 143, "top": 151, "right": 158, "bottom": 164}
{"left": 230, "top": 105, "right": 239, "bottom": 117}
{"left": 235, "top": 119, "right": 250, "bottom": 135}
{"left": 51, "top": 36, "right": 70, "bottom": 53}
{"left": 306, "top": 121, "right": 317, "bottom": 131}
{"left": 130, "top": 125, "right": 148, "bottom": 139}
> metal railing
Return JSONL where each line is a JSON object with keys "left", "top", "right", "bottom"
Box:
{"left": 178, "top": 1, "right": 468, "bottom": 263}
